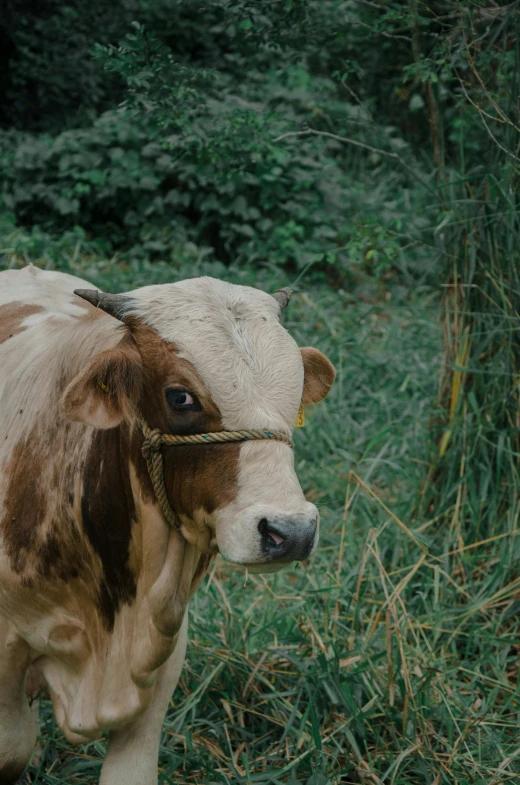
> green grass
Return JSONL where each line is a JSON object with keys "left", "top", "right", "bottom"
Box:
{"left": 3, "top": 247, "right": 518, "bottom": 785}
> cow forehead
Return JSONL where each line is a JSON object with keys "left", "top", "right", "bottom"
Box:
{"left": 128, "top": 277, "right": 304, "bottom": 430}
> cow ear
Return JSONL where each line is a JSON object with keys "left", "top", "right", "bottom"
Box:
{"left": 301, "top": 347, "right": 336, "bottom": 405}
{"left": 61, "top": 337, "right": 143, "bottom": 429}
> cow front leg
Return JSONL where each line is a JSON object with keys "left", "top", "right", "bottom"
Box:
{"left": 99, "top": 612, "right": 188, "bottom": 785}
{"left": 0, "top": 618, "right": 39, "bottom": 785}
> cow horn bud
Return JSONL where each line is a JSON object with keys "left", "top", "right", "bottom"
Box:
{"left": 74, "top": 289, "right": 131, "bottom": 322}
{"left": 272, "top": 287, "right": 292, "bottom": 312}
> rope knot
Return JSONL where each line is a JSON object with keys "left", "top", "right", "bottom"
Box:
{"left": 146, "top": 429, "right": 164, "bottom": 449}
{"left": 140, "top": 422, "right": 164, "bottom": 462}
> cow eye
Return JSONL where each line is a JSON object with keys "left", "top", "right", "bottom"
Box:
{"left": 171, "top": 391, "right": 193, "bottom": 406}
{"left": 166, "top": 389, "right": 201, "bottom": 411}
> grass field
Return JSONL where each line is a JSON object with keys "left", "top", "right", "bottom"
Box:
{"left": 3, "top": 250, "right": 516, "bottom": 785}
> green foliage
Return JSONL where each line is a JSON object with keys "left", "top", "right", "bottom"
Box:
{"left": 0, "top": 2, "right": 434, "bottom": 276}
{"left": 0, "top": 105, "right": 353, "bottom": 269}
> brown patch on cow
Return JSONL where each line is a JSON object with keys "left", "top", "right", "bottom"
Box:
{"left": 1, "top": 316, "right": 235, "bottom": 635}
{"left": 37, "top": 522, "right": 80, "bottom": 583}
{"left": 1, "top": 426, "right": 84, "bottom": 582}
{"left": 128, "top": 323, "right": 239, "bottom": 527}
{"left": 0, "top": 302, "right": 44, "bottom": 345}
{"left": 1, "top": 417, "right": 137, "bottom": 630}
{"left": 1, "top": 436, "right": 47, "bottom": 574}
{"left": 80, "top": 427, "right": 138, "bottom": 630}
{"left": 2, "top": 417, "right": 138, "bottom": 629}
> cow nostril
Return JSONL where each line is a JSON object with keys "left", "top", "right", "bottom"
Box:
{"left": 257, "top": 514, "right": 318, "bottom": 561}
{"left": 268, "top": 530, "right": 285, "bottom": 546}
{"left": 258, "top": 518, "right": 286, "bottom": 548}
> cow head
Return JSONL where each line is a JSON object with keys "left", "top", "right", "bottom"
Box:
{"left": 62, "top": 278, "right": 334, "bottom": 573}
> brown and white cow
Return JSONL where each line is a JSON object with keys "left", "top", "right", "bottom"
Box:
{"left": 0, "top": 265, "right": 334, "bottom": 784}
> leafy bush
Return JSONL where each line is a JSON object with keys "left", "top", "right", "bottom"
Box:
{"left": 1, "top": 4, "right": 436, "bottom": 277}
{"left": 0, "top": 33, "right": 415, "bottom": 277}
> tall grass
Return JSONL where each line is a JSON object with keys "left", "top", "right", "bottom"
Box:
{"left": 422, "top": 175, "right": 520, "bottom": 548}
{"left": 420, "top": 5, "right": 520, "bottom": 551}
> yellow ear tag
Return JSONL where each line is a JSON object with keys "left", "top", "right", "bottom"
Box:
{"left": 97, "top": 378, "right": 110, "bottom": 394}
{"left": 295, "top": 403, "right": 305, "bottom": 428}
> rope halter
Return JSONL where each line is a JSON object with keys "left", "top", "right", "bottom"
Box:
{"left": 138, "top": 417, "right": 294, "bottom": 530}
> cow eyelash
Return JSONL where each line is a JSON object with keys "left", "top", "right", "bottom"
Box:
{"left": 165, "top": 388, "right": 202, "bottom": 412}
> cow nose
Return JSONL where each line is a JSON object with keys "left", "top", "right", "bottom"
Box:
{"left": 258, "top": 513, "right": 318, "bottom": 561}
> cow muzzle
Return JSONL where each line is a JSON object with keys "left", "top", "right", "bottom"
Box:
{"left": 257, "top": 511, "right": 318, "bottom": 561}
{"left": 214, "top": 500, "right": 320, "bottom": 571}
